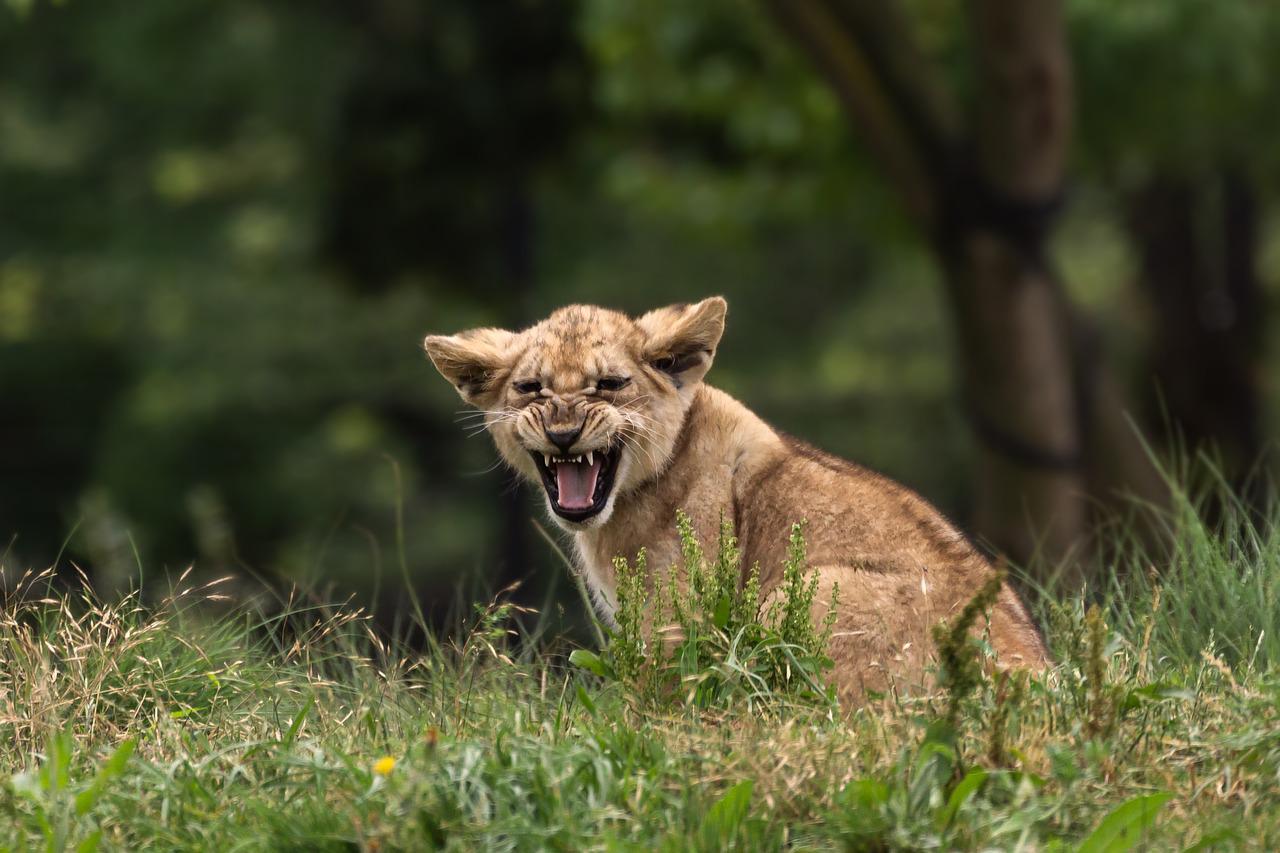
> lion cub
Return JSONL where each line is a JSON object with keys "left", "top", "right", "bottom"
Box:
{"left": 425, "top": 297, "right": 1048, "bottom": 703}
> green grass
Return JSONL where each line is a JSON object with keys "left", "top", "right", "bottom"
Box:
{"left": 5, "top": 482, "right": 1280, "bottom": 850}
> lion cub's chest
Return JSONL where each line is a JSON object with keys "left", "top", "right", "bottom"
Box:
{"left": 574, "top": 515, "right": 722, "bottom": 628}
{"left": 573, "top": 540, "right": 623, "bottom": 625}
{"left": 574, "top": 534, "right": 680, "bottom": 627}
{"left": 569, "top": 429, "right": 742, "bottom": 627}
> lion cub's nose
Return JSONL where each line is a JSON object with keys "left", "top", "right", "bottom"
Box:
{"left": 545, "top": 426, "right": 583, "bottom": 453}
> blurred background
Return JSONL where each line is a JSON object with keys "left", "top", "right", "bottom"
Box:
{"left": 2, "top": 0, "right": 1278, "bottom": 623}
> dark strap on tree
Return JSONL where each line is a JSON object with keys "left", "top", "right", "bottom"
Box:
{"left": 966, "top": 404, "right": 1084, "bottom": 471}
{"left": 936, "top": 152, "right": 1067, "bottom": 272}
{"left": 960, "top": 276, "right": 1094, "bottom": 474}
{"left": 939, "top": 147, "right": 1082, "bottom": 473}
{"left": 966, "top": 181, "right": 1065, "bottom": 253}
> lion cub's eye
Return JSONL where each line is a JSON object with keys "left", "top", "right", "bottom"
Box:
{"left": 651, "top": 355, "right": 679, "bottom": 374}
{"left": 512, "top": 379, "right": 542, "bottom": 395}
{"left": 596, "top": 376, "right": 630, "bottom": 392}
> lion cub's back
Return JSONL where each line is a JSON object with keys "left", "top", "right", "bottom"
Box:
{"left": 738, "top": 434, "right": 978, "bottom": 583}
{"left": 736, "top": 434, "right": 1049, "bottom": 697}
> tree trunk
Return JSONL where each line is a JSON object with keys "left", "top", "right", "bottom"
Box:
{"left": 944, "top": 0, "right": 1087, "bottom": 577}
{"left": 769, "top": 0, "right": 1106, "bottom": 578}
{"left": 941, "top": 235, "right": 1087, "bottom": 576}
{"left": 1127, "top": 171, "right": 1263, "bottom": 488}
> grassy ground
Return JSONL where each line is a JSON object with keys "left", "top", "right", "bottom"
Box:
{"left": 3, "top": 484, "right": 1280, "bottom": 851}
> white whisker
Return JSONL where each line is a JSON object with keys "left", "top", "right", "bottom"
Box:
{"left": 616, "top": 430, "right": 661, "bottom": 473}
{"left": 620, "top": 413, "right": 661, "bottom": 443}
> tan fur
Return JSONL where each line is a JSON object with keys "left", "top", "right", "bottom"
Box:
{"left": 425, "top": 297, "right": 1049, "bottom": 705}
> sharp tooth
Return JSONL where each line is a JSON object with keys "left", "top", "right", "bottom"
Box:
{"left": 586, "top": 451, "right": 594, "bottom": 466}
{"left": 543, "top": 454, "right": 552, "bottom": 467}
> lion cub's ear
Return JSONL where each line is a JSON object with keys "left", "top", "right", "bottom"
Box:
{"left": 637, "top": 296, "right": 727, "bottom": 388}
{"left": 423, "top": 327, "right": 517, "bottom": 406}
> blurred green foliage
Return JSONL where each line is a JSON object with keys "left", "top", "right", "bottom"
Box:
{"left": 1, "top": 0, "right": 1277, "bottom": 616}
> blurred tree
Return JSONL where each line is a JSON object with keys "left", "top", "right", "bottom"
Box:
{"left": 0, "top": 338, "right": 131, "bottom": 573}
{"left": 321, "top": 0, "right": 588, "bottom": 296}
{"left": 1126, "top": 173, "right": 1263, "bottom": 488}
{"left": 762, "top": 0, "right": 1170, "bottom": 580}
{"left": 1070, "top": 0, "right": 1280, "bottom": 493}
{"left": 319, "top": 0, "right": 591, "bottom": 602}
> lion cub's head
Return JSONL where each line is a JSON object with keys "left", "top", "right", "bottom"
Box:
{"left": 425, "top": 297, "right": 726, "bottom": 530}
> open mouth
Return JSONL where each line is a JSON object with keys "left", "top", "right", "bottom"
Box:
{"left": 531, "top": 445, "right": 621, "bottom": 522}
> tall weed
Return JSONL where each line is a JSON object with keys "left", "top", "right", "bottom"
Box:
{"left": 571, "top": 512, "right": 838, "bottom": 712}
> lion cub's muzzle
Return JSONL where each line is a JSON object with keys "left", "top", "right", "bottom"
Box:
{"left": 529, "top": 426, "right": 622, "bottom": 522}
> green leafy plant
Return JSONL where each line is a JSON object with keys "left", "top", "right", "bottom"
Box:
{"left": 1076, "top": 792, "right": 1173, "bottom": 853}
{"left": 930, "top": 568, "right": 1005, "bottom": 730}
{"left": 698, "top": 779, "right": 757, "bottom": 850}
{"left": 1083, "top": 604, "right": 1124, "bottom": 740}
{"left": 11, "top": 731, "right": 136, "bottom": 853}
{"left": 572, "top": 512, "right": 838, "bottom": 711}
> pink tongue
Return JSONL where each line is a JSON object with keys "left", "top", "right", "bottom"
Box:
{"left": 555, "top": 457, "right": 603, "bottom": 510}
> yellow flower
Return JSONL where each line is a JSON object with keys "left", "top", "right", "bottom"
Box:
{"left": 372, "top": 756, "right": 396, "bottom": 777}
